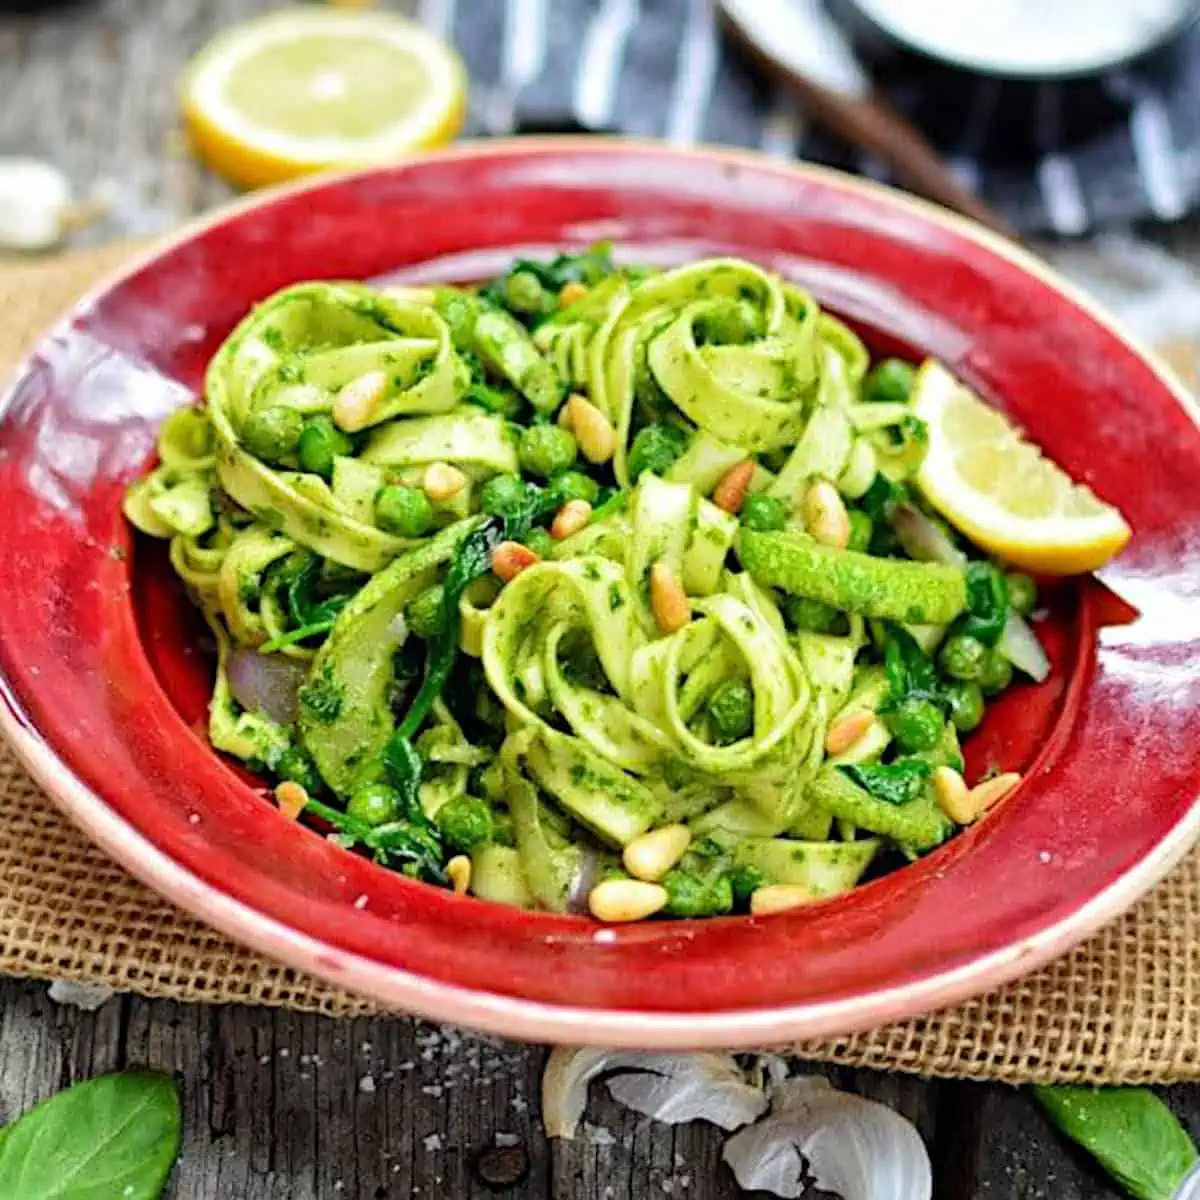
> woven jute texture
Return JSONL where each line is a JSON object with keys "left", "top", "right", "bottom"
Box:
{"left": 1, "top": 243, "right": 1198, "bottom": 1086}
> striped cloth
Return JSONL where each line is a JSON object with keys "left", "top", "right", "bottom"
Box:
{"left": 419, "top": 0, "right": 1200, "bottom": 237}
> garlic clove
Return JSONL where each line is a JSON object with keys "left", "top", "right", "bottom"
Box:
{"left": 722, "top": 1073, "right": 933, "bottom": 1200}
{"left": 0, "top": 158, "right": 72, "bottom": 252}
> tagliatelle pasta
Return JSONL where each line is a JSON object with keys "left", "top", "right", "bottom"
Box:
{"left": 124, "top": 245, "right": 1045, "bottom": 920}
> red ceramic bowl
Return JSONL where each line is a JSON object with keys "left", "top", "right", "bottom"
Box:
{"left": 1, "top": 140, "right": 1198, "bottom": 1048}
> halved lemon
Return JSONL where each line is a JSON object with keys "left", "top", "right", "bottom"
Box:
{"left": 912, "top": 361, "right": 1131, "bottom": 574}
{"left": 181, "top": 8, "right": 467, "bottom": 190}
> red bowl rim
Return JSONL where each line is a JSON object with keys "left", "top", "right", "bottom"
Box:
{"left": 3, "top": 137, "right": 1198, "bottom": 1047}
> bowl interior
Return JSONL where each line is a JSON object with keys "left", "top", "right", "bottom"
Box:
{"left": 1, "top": 142, "right": 1198, "bottom": 1043}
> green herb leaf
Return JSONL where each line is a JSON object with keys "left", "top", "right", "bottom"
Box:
{"left": 0, "top": 1070, "right": 181, "bottom": 1200}
{"left": 1034, "top": 1086, "right": 1198, "bottom": 1200}
{"left": 839, "top": 760, "right": 932, "bottom": 806}
{"left": 883, "top": 626, "right": 941, "bottom": 708}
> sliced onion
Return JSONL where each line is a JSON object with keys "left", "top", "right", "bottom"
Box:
{"left": 227, "top": 649, "right": 309, "bottom": 726}
{"left": 566, "top": 846, "right": 602, "bottom": 913}
{"left": 891, "top": 503, "right": 1050, "bottom": 682}
{"left": 997, "top": 611, "right": 1051, "bottom": 683}
{"left": 889, "top": 502, "right": 965, "bottom": 567}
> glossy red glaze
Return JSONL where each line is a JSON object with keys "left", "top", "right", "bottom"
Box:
{"left": 0, "top": 141, "right": 1198, "bottom": 1046}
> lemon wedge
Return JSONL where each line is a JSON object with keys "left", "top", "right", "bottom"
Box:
{"left": 181, "top": 8, "right": 467, "bottom": 190}
{"left": 912, "top": 361, "right": 1131, "bottom": 574}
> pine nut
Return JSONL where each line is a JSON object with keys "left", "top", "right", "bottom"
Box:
{"left": 970, "top": 772, "right": 1022, "bottom": 816}
{"left": 750, "top": 884, "right": 817, "bottom": 916}
{"left": 274, "top": 781, "right": 309, "bottom": 821}
{"left": 804, "top": 480, "right": 851, "bottom": 549}
{"left": 623, "top": 825, "right": 691, "bottom": 882}
{"left": 491, "top": 540, "right": 541, "bottom": 582}
{"left": 933, "top": 766, "right": 974, "bottom": 824}
{"left": 559, "top": 281, "right": 590, "bottom": 307}
{"left": 447, "top": 854, "right": 472, "bottom": 895}
{"left": 562, "top": 394, "right": 616, "bottom": 464}
{"left": 588, "top": 878, "right": 668, "bottom": 923}
{"left": 332, "top": 369, "right": 388, "bottom": 432}
{"left": 825, "top": 709, "right": 875, "bottom": 756}
{"left": 423, "top": 461, "right": 467, "bottom": 503}
{"left": 551, "top": 499, "right": 592, "bottom": 540}
{"left": 713, "top": 459, "right": 756, "bottom": 514}
{"left": 649, "top": 562, "right": 691, "bottom": 634}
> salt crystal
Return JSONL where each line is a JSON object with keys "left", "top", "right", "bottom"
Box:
{"left": 1039, "top": 851, "right": 1053, "bottom": 864}
{"left": 353, "top": 895, "right": 369, "bottom": 910}
{"left": 188, "top": 813, "right": 200, "bottom": 825}
{"left": 584, "top": 1123, "right": 616, "bottom": 1147}
{"left": 422, "top": 1133, "right": 443, "bottom": 1152}
{"left": 279, "top": 1048, "right": 290, "bottom": 1058}
{"left": 359, "top": 1075, "right": 376, "bottom": 1094}
{"left": 421, "top": 1084, "right": 443, "bottom": 1098}
{"left": 494, "top": 1132, "right": 520, "bottom": 1147}
{"left": 510, "top": 1096, "right": 528, "bottom": 1112}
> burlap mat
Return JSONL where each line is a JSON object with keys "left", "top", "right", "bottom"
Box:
{"left": 2, "top": 242, "right": 1198, "bottom": 1086}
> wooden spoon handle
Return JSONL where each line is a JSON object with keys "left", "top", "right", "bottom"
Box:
{"left": 722, "top": 13, "right": 1018, "bottom": 241}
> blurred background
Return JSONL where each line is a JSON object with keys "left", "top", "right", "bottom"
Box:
{"left": 2, "top": 0, "right": 1200, "bottom": 379}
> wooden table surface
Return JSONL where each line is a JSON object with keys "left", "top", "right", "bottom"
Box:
{"left": 2, "top": 2, "right": 1199, "bottom": 1197}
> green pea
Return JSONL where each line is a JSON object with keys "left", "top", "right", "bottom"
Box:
{"left": 627, "top": 423, "right": 689, "bottom": 482}
{"left": 846, "top": 509, "right": 874, "bottom": 553}
{"left": 518, "top": 424, "right": 577, "bottom": 478}
{"left": 550, "top": 470, "right": 600, "bottom": 506}
{"left": 945, "top": 681, "right": 985, "bottom": 734}
{"left": 435, "top": 795, "right": 495, "bottom": 853}
{"left": 375, "top": 485, "right": 434, "bottom": 538}
{"left": 784, "top": 595, "right": 841, "bottom": 634}
{"left": 707, "top": 679, "right": 754, "bottom": 741}
{"left": 1006, "top": 572, "right": 1038, "bottom": 617}
{"left": 407, "top": 585, "right": 445, "bottom": 639}
{"left": 864, "top": 359, "right": 916, "bottom": 405}
{"left": 480, "top": 473, "right": 528, "bottom": 520}
{"left": 275, "top": 746, "right": 322, "bottom": 796}
{"left": 523, "top": 527, "right": 555, "bottom": 558}
{"left": 503, "top": 269, "right": 550, "bottom": 316}
{"left": 739, "top": 493, "right": 786, "bottom": 533}
{"left": 938, "top": 634, "right": 988, "bottom": 682}
{"left": 885, "top": 697, "right": 944, "bottom": 753}
{"left": 980, "top": 650, "right": 1014, "bottom": 695}
{"left": 242, "top": 406, "right": 303, "bottom": 462}
{"left": 296, "top": 415, "right": 353, "bottom": 479}
{"left": 347, "top": 782, "right": 401, "bottom": 828}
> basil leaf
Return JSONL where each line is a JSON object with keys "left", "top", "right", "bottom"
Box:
{"left": 1034, "top": 1086, "right": 1198, "bottom": 1200}
{"left": 0, "top": 1070, "right": 181, "bottom": 1200}
{"left": 840, "top": 760, "right": 932, "bottom": 806}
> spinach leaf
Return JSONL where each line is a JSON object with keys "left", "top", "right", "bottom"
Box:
{"left": 0, "top": 1070, "right": 181, "bottom": 1200}
{"left": 839, "top": 759, "right": 932, "bottom": 806}
{"left": 959, "top": 560, "right": 1009, "bottom": 647}
{"left": 883, "top": 626, "right": 942, "bottom": 708}
{"left": 304, "top": 793, "right": 446, "bottom": 883}
{"left": 1034, "top": 1086, "right": 1198, "bottom": 1200}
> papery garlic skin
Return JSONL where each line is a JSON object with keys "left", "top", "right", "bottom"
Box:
{"left": 0, "top": 158, "right": 72, "bottom": 252}
{"left": 723, "top": 1075, "right": 933, "bottom": 1200}
{"left": 542, "top": 1047, "right": 768, "bottom": 1140}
